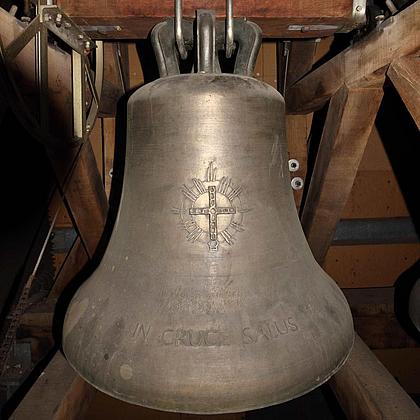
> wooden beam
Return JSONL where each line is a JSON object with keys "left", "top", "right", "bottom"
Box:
{"left": 387, "top": 55, "right": 420, "bottom": 130}
{"left": 57, "top": 0, "right": 360, "bottom": 39}
{"left": 72, "top": 16, "right": 353, "bottom": 40}
{"left": 330, "top": 336, "right": 420, "bottom": 420}
{"left": 344, "top": 288, "right": 419, "bottom": 350}
{"left": 10, "top": 352, "right": 96, "bottom": 420}
{"left": 286, "top": 1, "right": 420, "bottom": 114}
{"left": 49, "top": 141, "right": 108, "bottom": 258}
{"left": 301, "top": 84, "right": 384, "bottom": 264}
{"left": 278, "top": 40, "right": 318, "bottom": 93}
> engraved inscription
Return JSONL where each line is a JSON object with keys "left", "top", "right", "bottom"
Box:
{"left": 130, "top": 323, "right": 152, "bottom": 342}
{"left": 242, "top": 318, "right": 299, "bottom": 344}
{"left": 127, "top": 317, "right": 299, "bottom": 347}
{"left": 173, "top": 162, "right": 251, "bottom": 251}
{"left": 160, "top": 328, "right": 229, "bottom": 347}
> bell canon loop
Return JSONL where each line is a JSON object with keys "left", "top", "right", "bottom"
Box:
{"left": 62, "top": 7, "right": 354, "bottom": 414}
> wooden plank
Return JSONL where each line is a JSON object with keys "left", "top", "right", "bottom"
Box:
{"left": 388, "top": 55, "right": 420, "bottom": 130}
{"left": 325, "top": 243, "right": 420, "bottom": 288}
{"left": 285, "top": 114, "right": 312, "bottom": 209}
{"left": 374, "top": 348, "right": 420, "bottom": 395}
{"left": 329, "top": 336, "right": 420, "bottom": 420}
{"left": 58, "top": 0, "right": 353, "bottom": 18}
{"left": 301, "top": 84, "right": 384, "bottom": 264}
{"left": 344, "top": 288, "right": 420, "bottom": 349}
{"left": 10, "top": 352, "right": 96, "bottom": 420}
{"left": 286, "top": 1, "right": 420, "bottom": 114}
{"left": 57, "top": 0, "right": 358, "bottom": 38}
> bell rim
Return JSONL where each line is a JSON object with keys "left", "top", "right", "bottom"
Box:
{"left": 63, "top": 332, "right": 354, "bottom": 415}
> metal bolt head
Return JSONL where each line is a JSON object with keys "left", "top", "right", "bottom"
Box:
{"left": 84, "top": 41, "right": 91, "bottom": 50}
{"left": 288, "top": 159, "right": 300, "bottom": 172}
{"left": 375, "top": 14, "right": 385, "bottom": 21}
{"left": 78, "top": 34, "right": 84, "bottom": 40}
{"left": 291, "top": 177, "right": 304, "bottom": 190}
{"left": 64, "top": 22, "right": 72, "bottom": 29}
{"left": 355, "top": 5, "right": 363, "bottom": 12}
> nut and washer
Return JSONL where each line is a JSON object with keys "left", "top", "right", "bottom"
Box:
{"left": 291, "top": 177, "right": 304, "bottom": 190}
{"left": 288, "top": 159, "right": 300, "bottom": 172}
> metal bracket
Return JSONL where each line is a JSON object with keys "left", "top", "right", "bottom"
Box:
{"left": 0, "top": 4, "right": 103, "bottom": 147}
{"left": 151, "top": 16, "right": 261, "bottom": 77}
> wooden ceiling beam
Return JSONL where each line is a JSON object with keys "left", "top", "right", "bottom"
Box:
{"left": 387, "top": 54, "right": 420, "bottom": 130}
{"left": 286, "top": 1, "right": 420, "bottom": 114}
{"left": 57, "top": 0, "right": 362, "bottom": 39}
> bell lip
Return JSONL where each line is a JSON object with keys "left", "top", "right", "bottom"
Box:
{"left": 62, "top": 332, "right": 355, "bottom": 415}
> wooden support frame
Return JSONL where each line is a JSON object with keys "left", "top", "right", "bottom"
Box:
{"left": 301, "top": 83, "right": 384, "bottom": 264}
{"left": 286, "top": 1, "right": 420, "bottom": 114}
{"left": 387, "top": 54, "right": 420, "bottom": 130}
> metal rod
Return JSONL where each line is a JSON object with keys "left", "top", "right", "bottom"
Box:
{"left": 36, "top": 16, "right": 49, "bottom": 134}
{"left": 72, "top": 50, "right": 86, "bottom": 140}
{"left": 225, "top": 0, "right": 234, "bottom": 58}
{"left": 196, "top": 10, "right": 217, "bottom": 73}
{"left": 175, "top": 0, "right": 187, "bottom": 60}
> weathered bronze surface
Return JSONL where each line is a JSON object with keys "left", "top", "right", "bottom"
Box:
{"left": 62, "top": 71, "right": 354, "bottom": 413}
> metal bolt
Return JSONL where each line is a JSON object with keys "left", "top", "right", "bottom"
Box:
{"left": 375, "top": 14, "right": 385, "bottom": 21}
{"left": 291, "top": 177, "right": 304, "bottom": 190}
{"left": 355, "top": 5, "right": 363, "bottom": 12}
{"left": 64, "top": 22, "right": 72, "bottom": 29}
{"left": 86, "top": 124, "right": 91, "bottom": 132}
{"left": 84, "top": 41, "right": 91, "bottom": 50}
{"left": 55, "top": 13, "right": 62, "bottom": 27}
{"left": 288, "top": 159, "right": 300, "bottom": 172}
{"left": 78, "top": 34, "right": 84, "bottom": 40}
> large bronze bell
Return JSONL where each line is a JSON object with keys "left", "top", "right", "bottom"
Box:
{"left": 63, "top": 7, "right": 354, "bottom": 414}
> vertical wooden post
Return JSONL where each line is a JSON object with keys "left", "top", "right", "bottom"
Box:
{"left": 301, "top": 83, "right": 384, "bottom": 264}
